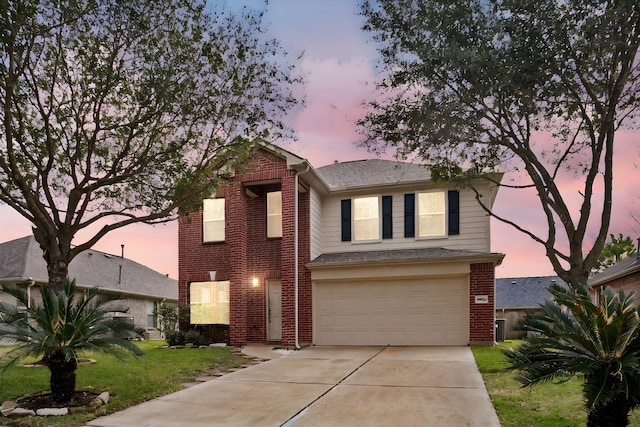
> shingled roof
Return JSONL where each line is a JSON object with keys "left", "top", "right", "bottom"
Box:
{"left": 316, "top": 159, "right": 431, "bottom": 190}
{"left": 308, "top": 247, "right": 504, "bottom": 268}
{"left": 496, "top": 276, "right": 568, "bottom": 309}
{"left": 0, "top": 236, "right": 177, "bottom": 301}
{"left": 588, "top": 255, "right": 640, "bottom": 288}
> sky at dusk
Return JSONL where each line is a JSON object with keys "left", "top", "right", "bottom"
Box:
{"left": 0, "top": 0, "right": 638, "bottom": 280}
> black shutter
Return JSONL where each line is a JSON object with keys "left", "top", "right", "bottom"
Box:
{"left": 448, "top": 190, "right": 460, "bottom": 235}
{"left": 404, "top": 193, "right": 415, "bottom": 238}
{"left": 382, "top": 196, "right": 393, "bottom": 239}
{"left": 341, "top": 199, "right": 351, "bottom": 241}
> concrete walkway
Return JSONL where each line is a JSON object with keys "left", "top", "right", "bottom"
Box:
{"left": 86, "top": 346, "right": 499, "bottom": 427}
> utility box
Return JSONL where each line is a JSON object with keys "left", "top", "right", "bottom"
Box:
{"left": 495, "top": 318, "right": 506, "bottom": 342}
{"left": 113, "top": 316, "right": 135, "bottom": 339}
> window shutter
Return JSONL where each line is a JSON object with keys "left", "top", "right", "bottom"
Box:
{"left": 448, "top": 190, "right": 460, "bottom": 235}
{"left": 341, "top": 199, "right": 351, "bottom": 242}
{"left": 382, "top": 196, "right": 393, "bottom": 239}
{"left": 404, "top": 193, "right": 415, "bottom": 238}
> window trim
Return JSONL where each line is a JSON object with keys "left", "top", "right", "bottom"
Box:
{"left": 416, "top": 190, "right": 448, "bottom": 239}
{"left": 189, "top": 281, "right": 230, "bottom": 325}
{"left": 352, "top": 195, "right": 382, "bottom": 242}
{"left": 266, "top": 191, "right": 283, "bottom": 239}
{"left": 202, "top": 198, "right": 225, "bottom": 243}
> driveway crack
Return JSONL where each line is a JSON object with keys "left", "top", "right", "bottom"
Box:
{"left": 280, "top": 347, "right": 387, "bottom": 427}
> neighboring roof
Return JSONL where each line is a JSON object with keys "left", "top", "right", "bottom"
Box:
{"left": 308, "top": 247, "right": 504, "bottom": 268}
{"left": 588, "top": 255, "right": 640, "bottom": 288}
{"left": 496, "top": 276, "right": 568, "bottom": 310}
{"left": 316, "top": 159, "right": 431, "bottom": 191}
{"left": 0, "top": 236, "right": 177, "bottom": 301}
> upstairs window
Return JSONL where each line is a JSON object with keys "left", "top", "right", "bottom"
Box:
{"left": 417, "top": 191, "right": 446, "bottom": 238}
{"left": 353, "top": 196, "right": 380, "bottom": 241}
{"left": 267, "top": 191, "right": 283, "bottom": 238}
{"left": 203, "top": 198, "right": 225, "bottom": 242}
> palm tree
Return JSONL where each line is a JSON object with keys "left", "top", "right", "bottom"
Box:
{"left": 504, "top": 283, "right": 640, "bottom": 427}
{"left": 0, "top": 279, "right": 144, "bottom": 403}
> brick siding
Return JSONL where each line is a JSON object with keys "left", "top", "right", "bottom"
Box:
{"left": 469, "top": 262, "right": 495, "bottom": 345}
{"left": 178, "top": 149, "right": 312, "bottom": 346}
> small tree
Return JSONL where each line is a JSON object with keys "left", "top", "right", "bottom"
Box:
{"left": 504, "top": 284, "right": 640, "bottom": 427}
{"left": 592, "top": 233, "right": 638, "bottom": 275}
{"left": 0, "top": 279, "right": 144, "bottom": 403}
{"left": 154, "top": 302, "right": 178, "bottom": 337}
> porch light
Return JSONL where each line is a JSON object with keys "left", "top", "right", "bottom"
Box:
{"left": 252, "top": 277, "right": 259, "bottom": 287}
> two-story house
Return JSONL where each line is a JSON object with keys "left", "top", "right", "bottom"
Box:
{"left": 178, "top": 144, "right": 504, "bottom": 347}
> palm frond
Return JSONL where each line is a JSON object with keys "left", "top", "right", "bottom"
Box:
{"left": 504, "top": 283, "right": 640, "bottom": 410}
{"left": 0, "top": 278, "right": 145, "bottom": 370}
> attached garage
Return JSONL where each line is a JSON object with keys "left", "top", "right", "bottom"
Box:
{"left": 308, "top": 248, "right": 504, "bottom": 347}
{"left": 314, "top": 277, "right": 468, "bottom": 346}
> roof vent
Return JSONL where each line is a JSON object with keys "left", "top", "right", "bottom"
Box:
{"left": 511, "top": 281, "right": 517, "bottom": 284}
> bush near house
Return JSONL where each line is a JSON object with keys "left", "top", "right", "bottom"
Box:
{"left": 165, "top": 330, "right": 206, "bottom": 347}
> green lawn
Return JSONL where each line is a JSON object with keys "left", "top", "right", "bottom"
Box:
{"left": 0, "top": 340, "right": 248, "bottom": 427}
{"left": 472, "top": 341, "right": 640, "bottom": 427}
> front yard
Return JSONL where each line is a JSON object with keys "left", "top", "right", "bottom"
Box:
{"left": 7, "top": 340, "right": 640, "bottom": 426}
{"left": 0, "top": 340, "right": 248, "bottom": 427}
{"left": 473, "top": 342, "right": 640, "bottom": 426}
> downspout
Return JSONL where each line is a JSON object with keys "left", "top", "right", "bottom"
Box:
{"left": 26, "top": 279, "right": 35, "bottom": 309}
{"left": 294, "top": 163, "right": 310, "bottom": 350}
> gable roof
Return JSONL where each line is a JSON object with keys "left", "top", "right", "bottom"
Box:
{"left": 316, "top": 159, "right": 431, "bottom": 191}
{"left": 588, "top": 255, "right": 640, "bottom": 288}
{"left": 496, "top": 276, "right": 568, "bottom": 309}
{"left": 0, "top": 236, "right": 177, "bottom": 301}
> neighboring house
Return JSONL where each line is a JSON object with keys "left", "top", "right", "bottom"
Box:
{"left": 179, "top": 144, "right": 504, "bottom": 347}
{"left": 495, "top": 276, "right": 568, "bottom": 340}
{"left": 589, "top": 249, "right": 640, "bottom": 303}
{"left": 0, "top": 235, "right": 178, "bottom": 339}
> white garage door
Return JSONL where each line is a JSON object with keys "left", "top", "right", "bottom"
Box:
{"left": 314, "top": 277, "right": 468, "bottom": 346}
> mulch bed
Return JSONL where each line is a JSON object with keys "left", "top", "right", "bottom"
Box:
{"left": 14, "top": 389, "right": 101, "bottom": 410}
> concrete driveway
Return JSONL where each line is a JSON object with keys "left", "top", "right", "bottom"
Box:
{"left": 86, "top": 346, "right": 499, "bottom": 427}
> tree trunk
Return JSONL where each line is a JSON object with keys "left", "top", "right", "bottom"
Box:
{"left": 47, "top": 257, "right": 70, "bottom": 294}
{"left": 32, "top": 227, "right": 72, "bottom": 293}
{"left": 45, "top": 354, "right": 78, "bottom": 403}
{"left": 587, "top": 396, "right": 633, "bottom": 427}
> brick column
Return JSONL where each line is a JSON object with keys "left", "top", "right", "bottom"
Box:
{"left": 297, "top": 190, "right": 312, "bottom": 343}
{"left": 469, "top": 262, "right": 495, "bottom": 346}
{"left": 280, "top": 171, "right": 296, "bottom": 347}
{"left": 228, "top": 185, "right": 248, "bottom": 346}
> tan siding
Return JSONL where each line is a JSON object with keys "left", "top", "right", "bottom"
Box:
{"left": 320, "top": 186, "right": 493, "bottom": 254}
{"left": 309, "top": 187, "right": 323, "bottom": 260}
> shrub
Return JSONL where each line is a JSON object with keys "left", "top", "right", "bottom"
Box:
{"left": 185, "top": 330, "right": 206, "bottom": 346}
{"left": 165, "top": 330, "right": 186, "bottom": 346}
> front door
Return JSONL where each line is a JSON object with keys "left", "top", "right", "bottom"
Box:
{"left": 268, "top": 280, "right": 282, "bottom": 341}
